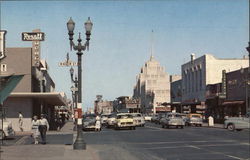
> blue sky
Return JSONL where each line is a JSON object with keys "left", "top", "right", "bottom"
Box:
{"left": 1, "top": 0, "right": 249, "bottom": 110}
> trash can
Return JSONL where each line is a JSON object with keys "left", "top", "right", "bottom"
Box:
{"left": 208, "top": 116, "right": 214, "bottom": 126}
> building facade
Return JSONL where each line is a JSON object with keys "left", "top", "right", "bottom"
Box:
{"left": 133, "top": 55, "right": 170, "bottom": 114}
{"left": 94, "top": 95, "right": 113, "bottom": 114}
{"left": 0, "top": 30, "right": 67, "bottom": 131}
{"left": 182, "top": 53, "right": 248, "bottom": 115}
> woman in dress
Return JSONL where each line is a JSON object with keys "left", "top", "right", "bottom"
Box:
{"left": 31, "top": 115, "right": 40, "bottom": 144}
{"left": 95, "top": 115, "right": 101, "bottom": 132}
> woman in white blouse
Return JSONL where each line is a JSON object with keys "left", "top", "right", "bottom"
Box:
{"left": 31, "top": 116, "right": 40, "bottom": 144}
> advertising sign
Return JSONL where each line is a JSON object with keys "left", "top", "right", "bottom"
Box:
{"left": 0, "top": 30, "right": 7, "bottom": 60}
{"left": 74, "top": 108, "right": 82, "bottom": 119}
{"left": 22, "top": 32, "right": 45, "bottom": 41}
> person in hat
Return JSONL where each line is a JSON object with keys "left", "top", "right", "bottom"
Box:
{"left": 39, "top": 114, "right": 49, "bottom": 144}
{"left": 31, "top": 115, "right": 40, "bottom": 144}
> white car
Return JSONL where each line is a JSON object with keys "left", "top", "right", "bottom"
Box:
{"left": 0, "top": 118, "right": 15, "bottom": 139}
{"left": 101, "top": 114, "right": 111, "bottom": 125}
{"left": 144, "top": 115, "right": 152, "bottom": 121}
{"left": 131, "top": 113, "right": 145, "bottom": 127}
{"left": 107, "top": 114, "right": 117, "bottom": 128}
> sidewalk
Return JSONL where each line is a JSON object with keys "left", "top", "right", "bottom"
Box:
{"left": 0, "top": 121, "right": 100, "bottom": 160}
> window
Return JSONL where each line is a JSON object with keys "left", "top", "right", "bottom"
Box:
{"left": 0, "top": 64, "right": 7, "bottom": 72}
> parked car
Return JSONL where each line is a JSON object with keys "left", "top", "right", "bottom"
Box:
{"left": 107, "top": 113, "right": 117, "bottom": 128}
{"left": 101, "top": 114, "right": 111, "bottom": 125}
{"left": 0, "top": 118, "right": 15, "bottom": 139}
{"left": 224, "top": 112, "right": 250, "bottom": 131}
{"left": 131, "top": 113, "right": 145, "bottom": 127}
{"left": 82, "top": 114, "right": 97, "bottom": 131}
{"left": 160, "top": 113, "right": 185, "bottom": 129}
{"left": 186, "top": 113, "right": 203, "bottom": 127}
{"left": 114, "top": 113, "right": 136, "bottom": 130}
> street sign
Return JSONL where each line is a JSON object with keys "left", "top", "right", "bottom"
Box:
{"left": 22, "top": 32, "right": 45, "bottom": 41}
{"left": 59, "top": 61, "right": 78, "bottom": 66}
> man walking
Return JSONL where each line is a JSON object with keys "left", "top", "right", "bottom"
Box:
{"left": 18, "top": 112, "right": 24, "bottom": 132}
{"left": 39, "top": 114, "right": 49, "bottom": 144}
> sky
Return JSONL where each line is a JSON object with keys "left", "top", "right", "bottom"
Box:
{"left": 1, "top": 0, "right": 249, "bottom": 110}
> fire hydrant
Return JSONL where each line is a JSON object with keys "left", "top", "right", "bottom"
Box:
{"left": 208, "top": 116, "right": 214, "bottom": 127}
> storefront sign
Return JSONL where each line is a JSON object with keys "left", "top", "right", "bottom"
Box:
{"left": 0, "top": 30, "right": 7, "bottom": 60}
{"left": 22, "top": 32, "right": 45, "bottom": 41}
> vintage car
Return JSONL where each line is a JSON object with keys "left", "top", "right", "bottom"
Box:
{"left": 160, "top": 113, "right": 185, "bottom": 129}
{"left": 131, "top": 113, "right": 145, "bottom": 127}
{"left": 144, "top": 115, "right": 152, "bottom": 121}
{"left": 106, "top": 113, "right": 117, "bottom": 128}
{"left": 114, "top": 113, "right": 136, "bottom": 130}
{"left": 0, "top": 118, "right": 15, "bottom": 140}
{"left": 101, "top": 114, "right": 111, "bottom": 125}
{"left": 224, "top": 112, "right": 250, "bottom": 131}
{"left": 186, "top": 113, "right": 203, "bottom": 127}
{"left": 155, "top": 113, "right": 166, "bottom": 124}
{"left": 82, "top": 114, "right": 97, "bottom": 131}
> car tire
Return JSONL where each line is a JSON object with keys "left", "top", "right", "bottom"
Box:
{"left": 227, "top": 124, "right": 235, "bottom": 131}
{"left": 236, "top": 129, "right": 242, "bottom": 131}
{"left": 133, "top": 126, "right": 136, "bottom": 130}
{"left": 162, "top": 124, "right": 165, "bottom": 128}
{"left": 180, "top": 125, "right": 184, "bottom": 129}
{"left": 199, "top": 124, "right": 202, "bottom": 127}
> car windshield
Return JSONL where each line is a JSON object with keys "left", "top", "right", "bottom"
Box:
{"left": 117, "top": 114, "right": 133, "bottom": 119}
{"left": 132, "top": 114, "right": 141, "bottom": 117}
{"left": 108, "top": 114, "right": 116, "bottom": 118}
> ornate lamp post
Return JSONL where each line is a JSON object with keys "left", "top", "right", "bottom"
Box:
{"left": 67, "top": 17, "right": 93, "bottom": 150}
{"left": 246, "top": 42, "right": 250, "bottom": 113}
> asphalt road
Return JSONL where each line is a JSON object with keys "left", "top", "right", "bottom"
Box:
{"left": 83, "top": 122, "right": 250, "bottom": 160}
{"left": 2, "top": 122, "right": 249, "bottom": 160}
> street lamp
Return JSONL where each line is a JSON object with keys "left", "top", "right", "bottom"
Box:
{"left": 70, "top": 67, "right": 78, "bottom": 110}
{"left": 245, "top": 42, "right": 250, "bottom": 113}
{"left": 67, "top": 17, "right": 93, "bottom": 150}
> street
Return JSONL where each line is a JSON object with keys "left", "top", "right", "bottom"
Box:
{"left": 1, "top": 122, "right": 249, "bottom": 160}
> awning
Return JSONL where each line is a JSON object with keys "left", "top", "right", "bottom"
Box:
{"left": 9, "top": 92, "right": 67, "bottom": 106}
{"left": 222, "top": 100, "right": 245, "bottom": 106}
{"left": 0, "top": 75, "right": 24, "bottom": 104}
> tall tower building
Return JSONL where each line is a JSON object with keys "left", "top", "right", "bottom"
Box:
{"left": 133, "top": 54, "right": 170, "bottom": 114}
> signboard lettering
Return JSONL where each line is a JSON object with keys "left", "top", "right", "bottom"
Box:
{"left": 22, "top": 32, "right": 45, "bottom": 41}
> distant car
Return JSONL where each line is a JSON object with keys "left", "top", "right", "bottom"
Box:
{"left": 155, "top": 113, "right": 166, "bottom": 124}
{"left": 114, "top": 113, "right": 136, "bottom": 130}
{"left": 224, "top": 112, "right": 250, "bottom": 131}
{"left": 186, "top": 113, "right": 203, "bottom": 127}
{"left": 82, "top": 114, "right": 97, "bottom": 131}
{"left": 0, "top": 118, "right": 15, "bottom": 139}
{"left": 131, "top": 113, "right": 145, "bottom": 127}
{"left": 101, "top": 114, "right": 111, "bottom": 125}
{"left": 151, "top": 114, "right": 158, "bottom": 123}
{"left": 144, "top": 115, "right": 152, "bottom": 121}
{"left": 161, "top": 113, "right": 185, "bottom": 129}
{"left": 107, "top": 114, "right": 117, "bottom": 128}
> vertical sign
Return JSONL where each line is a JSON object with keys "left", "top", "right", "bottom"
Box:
{"left": 0, "top": 30, "right": 7, "bottom": 60}
{"left": 32, "top": 29, "right": 41, "bottom": 67}
{"left": 221, "top": 70, "right": 226, "bottom": 97}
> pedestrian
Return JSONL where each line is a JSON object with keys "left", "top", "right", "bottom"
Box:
{"left": 39, "top": 114, "right": 49, "bottom": 144}
{"left": 31, "top": 116, "right": 40, "bottom": 144}
{"left": 18, "top": 112, "right": 24, "bottom": 132}
{"left": 95, "top": 115, "right": 101, "bottom": 132}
